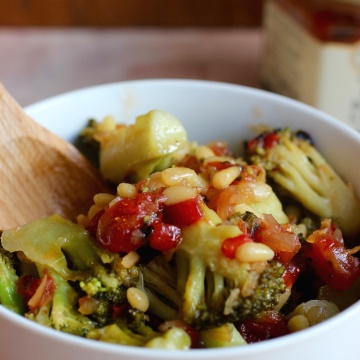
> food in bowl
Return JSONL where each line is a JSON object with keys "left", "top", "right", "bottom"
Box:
{"left": 1, "top": 105, "right": 360, "bottom": 351}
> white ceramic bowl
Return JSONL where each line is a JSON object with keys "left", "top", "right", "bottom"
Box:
{"left": 1, "top": 79, "right": 359, "bottom": 360}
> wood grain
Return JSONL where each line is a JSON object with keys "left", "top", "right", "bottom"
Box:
{"left": 0, "top": 0, "right": 264, "bottom": 27}
{"left": 0, "top": 83, "right": 109, "bottom": 229}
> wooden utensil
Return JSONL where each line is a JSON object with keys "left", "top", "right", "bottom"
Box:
{"left": 0, "top": 83, "right": 109, "bottom": 229}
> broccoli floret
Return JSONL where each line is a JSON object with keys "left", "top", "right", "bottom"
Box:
{"left": 86, "top": 305, "right": 154, "bottom": 346}
{"left": 75, "top": 118, "right": 102, "bottom": 169}
{"left": 140, "top": 255, "right": 182, "bottom": 320}
{"left": 87, "top": 305, "right": 191, "bottom": 349}
{"left": 80, "top": 265, "right": 144, "bottom": 326}
{"left": 86, "top": 323, "right": 152, "bottom": 347}
{"left": 246, "top": 128, "right": 360, "bottom": 238}
{"left": 180, "top": 255, "right": 285, "bottom": 330}
{"left": 179, "top": 221, "right": 286, "bottom": 330}
{"left": 1, "top": 214, "right": 117, "bottom": 281}
{"left": 80, "top": 110, "right": 188, "bottom": 184}
{"left": 1, "top": 215, "right": 145, "bottom": 334}
{"left": 142, "top": 220, "right": 286, "bottom": 331}
{"left": 21, "top": 265, "right": 96, "bottom": 335}
{"left": 0, "top": 247, "right": 25, "bottom": 314}
{"left": 47, "top": 268, "right": 96, "bottom": 335}
{"left": 87, "top": 323, "right": 191, "bottom": 349}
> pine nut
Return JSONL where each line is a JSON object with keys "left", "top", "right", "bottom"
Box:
{"left": 147, "top": 172, "right": 166, "bottom": 191}
{"left": 163, "top": 185, "right": 198, "bottom": 206}
{"left": 126, "top": 287, "right": 149, "bottom": 312}
{"left": 121, "top": 251, "right": 140, "bottom": 268}
{"left": 161, "top": 167, "right": 199, "bottom": 187}
{"left": 93, "top": 193, "right": 116, "bottom": 207}
{"left": 197, "top": 174, "right": 210, "bottom": 194}
{"left": 288, "top": 315, "right": 310, "bottom": 332}
{"left": 306, "top": 302, "right": 339, "bottom": 325}
{"left": 195, "top": 145, "right": 215, "bottom": 161}
{"left": 211, "top": 166, "right": 241, "bottom": 190}
{"left": 117, "top": 183, "right": 137, "bottom": 199}
{"left": 235, "top": 242, "right": 274, "bottom": 263}
{"left": 78, "top": 296, "right": 99, "bottom": 315}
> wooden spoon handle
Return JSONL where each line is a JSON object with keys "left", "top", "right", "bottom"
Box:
{"left": 0, "top": 83, "right": 109, "bottom": 229}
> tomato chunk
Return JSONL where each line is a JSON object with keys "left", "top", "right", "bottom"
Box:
{"left": 92, "top": 191, "right": 183, "bottom": 253}
{"left": 306, "top": 221, "right": 360, "bottom": 290}
{"left": 95, "top": 192, "right": 164, "bottom": 253}
{"left": 163, "top": 196, "right": 203, "bottom": 228}
{"left": 236, "top": 311, "right": 289, "bottom": 343}
{"left": 148, "top": 220, "right": 182, "bottom": 252}
{"left": 247, "top": 132, "right": 280, "bottom": 153}
{"left": 18, "top": 272, "right": 56, "bottom": 311}
{"left": 307, "top": 238, "right": 360, "bottom": 290}
{"left": 17, "top": 275, "right": 41, "bottom": 302}
{"left": 221, "top": 234, "right": 253, "bottom": 259}
{"left": 282, "top": 262, "right": 300, "bottom": 287}
{"left": 254, "top": 214, "right": 301, "bottom": 265}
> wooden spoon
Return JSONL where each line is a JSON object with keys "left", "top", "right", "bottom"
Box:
{"left": 0, "top": 83, "right": 109, "bottom": 230}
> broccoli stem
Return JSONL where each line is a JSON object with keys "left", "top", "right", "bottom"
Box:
{"left": 0, "top": 249, "right": 25, "bottom": 314}
{"left": 47, "top": 268, "right": 95, "bottom": 336}
{"left": 26, "top": 302, "right": 52, "bottom": 328}
{"left": 1, "top": 214, "right": 115, "bottom": 281}
{"left": 206, "top": 270, "right": 226, "bottom": 309}
{"left": 182, "top": 255, "right": 206, "bottom": 324}
{"left": 145, "top": 289, "right": 178, "bottom": 320}
{"left": 87, "top": 323, "right": 148, "bottom": 346}
{"left": 249, "top": 129, "right": 360, "bottom": 237}
{"left": 270, "top": 151, "right": 330, "bottom": 218}
{"left": 141, "top": 262, "right": 182, "bottom": 309}
{"left": 175, "top": 250, "right": 190, "bottom": 296}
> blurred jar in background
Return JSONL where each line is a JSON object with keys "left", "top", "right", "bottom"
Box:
{"left": 261, "top": 0, "right": 360, "bottom": 129}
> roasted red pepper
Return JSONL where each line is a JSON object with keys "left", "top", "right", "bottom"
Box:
{"left": 163, "top": 196, "right": 203, "bottom": 228}
{"left": 306, "top": 220, "right": 360, "bottom": 290}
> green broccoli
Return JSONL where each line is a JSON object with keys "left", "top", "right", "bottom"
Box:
{"left": 1, "top": 214, "right": 117, "bottom": 281}
{"left": 87, "top": 322, "right": 191, "bottom": 349}
{"left": 246, "top": 128, "right": 360, "bottom": 238}
{"left": 0, "top": 247, "right": 25, "bottom": 314}
{"left": 79, "top": 264, "right": 144, "bottom": 326}
{"left": 86, "top": 301, "right": 191, "bottom": 349}
{"left": 31, "top": 266, "right": 96, "bottom": 336}
{"left": 142, "top": 220, "right": 286, "bottom": 331}
{"left": 0, "top": 214, "right": 146, "bottom": 335}
{"left": 79, "top": 110, "right": 188, "bottom": 184}
{"left": 140, "top": 255, "right": 182, "bottom": 321}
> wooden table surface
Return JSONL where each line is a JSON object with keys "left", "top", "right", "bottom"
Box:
{"left": 0, "top": 27, "right": 263, "bottom": 106}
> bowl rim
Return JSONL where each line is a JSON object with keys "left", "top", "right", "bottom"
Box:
{"left": 25, "top": 78, "right": 360, "bottom": 150}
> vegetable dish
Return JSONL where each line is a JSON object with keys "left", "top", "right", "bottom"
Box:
{"left": 1, "top": 110, "right": 359, "bottom": 349}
